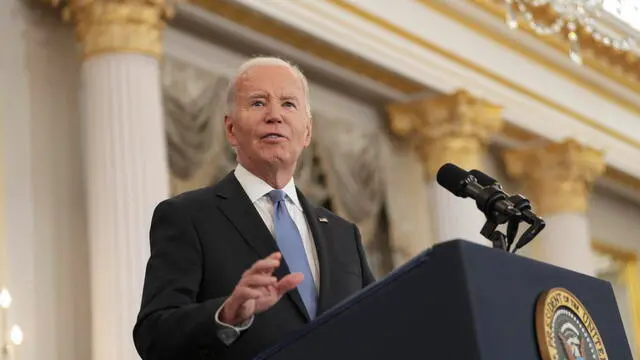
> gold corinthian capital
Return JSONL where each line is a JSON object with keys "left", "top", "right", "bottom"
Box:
{"left": 503, "top": 139, "right": 605, "bottom": 215}
{"left": 386, "top": 90, "right": 503, "bottom": 179}
{"left": 48, "top": 0, "right": 182, "bottom": 59}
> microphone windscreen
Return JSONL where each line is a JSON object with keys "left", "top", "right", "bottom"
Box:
{"left": 469, "top": 169, "right": 498, "bottom": 187}
{"left": 436, "top": 163, "right": 470, "bottom": 196}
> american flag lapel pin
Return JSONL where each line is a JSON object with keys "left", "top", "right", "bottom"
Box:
{"left": 319, "top": 217, "right": 328, "bottom": 223}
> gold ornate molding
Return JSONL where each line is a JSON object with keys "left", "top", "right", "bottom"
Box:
{"left": 387, "top": 90, "right": 503, "bottom": 178}
{"left": 503, "top": 139, "right": 605, "bottom": 215}
{"left": 47, "top": 0, "right": 182, "bottom": 59}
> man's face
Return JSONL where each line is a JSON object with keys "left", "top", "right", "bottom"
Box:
{"left": 225, "top": 65, "right": 311, "bottom": 172}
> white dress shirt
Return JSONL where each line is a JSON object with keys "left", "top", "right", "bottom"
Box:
{"left": 215, "top": 164, "right": 320, "bottom": 345}
{"left": 233, "top": 163, "right": 320, "bottom": 288}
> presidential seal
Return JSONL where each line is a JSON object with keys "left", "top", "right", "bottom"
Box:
{"left": 535, "top": 288, "right": 608, "bottom": 360}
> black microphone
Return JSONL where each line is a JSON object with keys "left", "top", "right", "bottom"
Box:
{"left": 469, "top": 168, "right": 541, "bottom": 222}
{"left": 436, "top": 163, "right": 519, "bottom": 218}
{"left": 469, "top": 169, "right": 518, "bottom": 248}
{"left": 469, "top": 169, "right": 501, "bottom": 189}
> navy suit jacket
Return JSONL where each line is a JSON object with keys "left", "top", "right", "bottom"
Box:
{"left": 133, "top": 171, "right": 375, "bottom": 360}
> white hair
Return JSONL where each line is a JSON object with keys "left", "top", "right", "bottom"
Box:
{"left": 225, "top": 56, "right": 311, "bottom": 116}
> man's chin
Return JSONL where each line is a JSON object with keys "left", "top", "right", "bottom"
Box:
{"left": 261, "top": 154, "right": 294, "bottom": 169}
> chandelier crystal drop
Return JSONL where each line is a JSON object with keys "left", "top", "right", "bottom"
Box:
{"left": 503, "top": 0, "right": 640, "bottom": 65}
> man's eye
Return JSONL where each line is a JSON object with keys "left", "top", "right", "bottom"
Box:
{"left": 283, "top": 101, "right": 297, "bottom": 109}
{"left": 251, "top": 100, "right": 265, "bottom": 107}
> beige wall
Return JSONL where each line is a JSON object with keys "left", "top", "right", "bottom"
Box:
{"left": 589, "top": 188, "right": 640, "bottom": 252}
{"left": 1, "top": 2, "right": 90, "bottom": 360}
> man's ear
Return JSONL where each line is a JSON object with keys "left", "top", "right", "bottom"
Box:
{"left": 304, "top": 116, "right": 312, "bottom": 148}
{"left": 224, "top": 115, "right": 238, "bottom": 147}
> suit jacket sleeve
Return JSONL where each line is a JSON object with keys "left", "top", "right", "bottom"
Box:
{"left": 354, "top": 224, "right": 376, "bottom": 286}
{"left": 133, "top": 199, "right": 227, "bottom": 359}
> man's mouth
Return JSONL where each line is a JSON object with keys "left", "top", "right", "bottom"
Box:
{"left": 261, "top": 133, "right": 286, "bottom": 140}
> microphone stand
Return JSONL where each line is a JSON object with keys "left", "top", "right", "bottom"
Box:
{"left": 480, "top": 211, "right": 511, "bottom": 251}
{"left": 477, "top": 192, "right": 545, "bottom": 253}
{"left": 505, "top": 194, "right": 546, "bottom": 253}
{"left": 476, "top": 188, "right": 520, "bottom": 251}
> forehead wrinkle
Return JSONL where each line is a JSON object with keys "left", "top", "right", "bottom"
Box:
{"left": 247, "top": 92, "right": 267, "bottom": 98}
{"left": 280, "top": 94, "right": 299, "bottom": 102}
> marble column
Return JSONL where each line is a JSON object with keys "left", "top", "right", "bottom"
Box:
{"left": 49, "top": 1, "right": 175, "bottom": 359}
{"left": 503, "top": 139, "right": 605, "bottom": 275}
{"left": 387, "top": 90, "right": 503, "bottom": 246}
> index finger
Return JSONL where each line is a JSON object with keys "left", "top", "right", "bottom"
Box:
{"left": 246, "top": 257, "right": 281, "bottom": 275}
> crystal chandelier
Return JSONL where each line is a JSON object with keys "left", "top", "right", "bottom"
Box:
{"left": 0, "top": 288, "right": 23, "bottom": 360}
{"left": 504, "top": 0, "right": 639, "bottom": 65}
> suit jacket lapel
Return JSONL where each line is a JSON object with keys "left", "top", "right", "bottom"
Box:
{"left": 215, "top": 172, "right": 279, "bottom": 260}
{"left": 215, "top": 171, "right": 312, "bottom": 322}
{"left": 297, "top": 189, "right": 332, "bottom": 317}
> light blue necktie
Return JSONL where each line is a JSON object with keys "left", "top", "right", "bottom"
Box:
{"left": 268, "top": 189, "right": 317, "bottom": 319}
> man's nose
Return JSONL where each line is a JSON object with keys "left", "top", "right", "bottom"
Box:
{"left": 265, "top": 105, "right": 283, "bottom": 123}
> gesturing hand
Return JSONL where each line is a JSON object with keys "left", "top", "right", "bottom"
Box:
{"left": 220, "top": 252, "right": 303, "bottom": 326}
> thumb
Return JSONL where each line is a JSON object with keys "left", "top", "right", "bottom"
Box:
{"left": 276, "top": 273, "right": 303, "bottom": 295}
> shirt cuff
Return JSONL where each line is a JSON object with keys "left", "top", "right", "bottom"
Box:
{"left": 214, "top": 301, "right": 254, "bottom": 346}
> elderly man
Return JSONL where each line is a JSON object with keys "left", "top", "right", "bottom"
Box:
{"left": 133, "top": 57, "right": 375, "bottom": 360}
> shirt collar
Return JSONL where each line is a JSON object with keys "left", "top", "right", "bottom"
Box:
{"left": 234, "top": 163, "right": 302, "bottom": 211}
